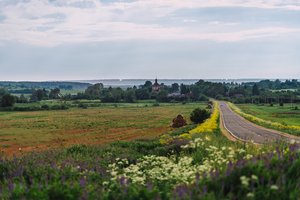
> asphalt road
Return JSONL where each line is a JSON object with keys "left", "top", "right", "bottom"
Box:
{"left": 219, "top": 101, "right": 299, "bottom": 144}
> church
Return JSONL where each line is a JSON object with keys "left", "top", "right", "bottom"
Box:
{"left": 152, "top": 78, "right": 161, "bottom": 92}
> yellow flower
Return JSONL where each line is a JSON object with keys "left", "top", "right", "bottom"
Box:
{"left": 178, "top": 133, "right": 192, "bottom": 140}
{"left": 228, "top": 103, "right": 300, "bottom": 132}
{"left": 189, "top": 101, "right": 219, "bottom": 135}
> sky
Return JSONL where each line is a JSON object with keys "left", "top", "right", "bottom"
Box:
{"left": 0, "top": 0, "right": 300, "bottom": 81}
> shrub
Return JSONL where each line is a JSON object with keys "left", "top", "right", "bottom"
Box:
{"left": 190, "top": 108, "right": 210, "bottom": 124}
{"left": 51, "top": 104, "right": 69, "bottom": 110}
{"left": 1, "top": 94, "right": 15, "bottom": 107}
{"left": 189, "top": 102, "right": 219, "bottom": 134}
{"left": 78, "top": 103, "right": 88, "bottom": 109}
{"left": 172, "top": 115, "right": 187, "bottom": 128}
{"left": 41, "top": 105, "right": 50, "bottom": 110}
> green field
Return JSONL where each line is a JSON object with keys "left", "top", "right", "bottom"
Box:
{"left": 237, "top": 103, "right": 300, "bottom": 126}
{"left": 2, "top": 101, "right": 300, "bottom": 199}
{"left": 0, "top": 102, "right": 204, "bottom": 156}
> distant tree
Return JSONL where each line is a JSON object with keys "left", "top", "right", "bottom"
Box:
{"left": 156, "top": 90, "right": 169, "bottom": 102}
{"left": 144, "top": 81, "right": 152, "bottom": 88}
{"left": 180, "top": 84, "right": 190, "bottom": 95}
{"left": 100, "top": 89, "right": 114, "bottom": 102}
{"left": 31, "top": 89, "right": 48, "bottom": 101}
{"left": 252, "top": 83, "right": 260, "bottom": 96}
{"left": 1, "top": 94, "right": 15, "bottom": 107}
{"left": 85, "top": 83, "right": 104, "bottom": 99}
{"left": 49, "top": 88, "right": 61, "bottom": 99}
{"left": 124, "top": 89, "right": 136, "bottom": 103}
{"left": 170, "top": 83, "right": 179, "bottom": 93}
{"left": 111, "top": 88, "right": 124, "bottom": 102}
{"left": 142, "top": 81, "right": 153, "bottom": 93}
{"left": 100, "top": 87, "right": 124, "bottom": 103}
{"left": 135, "top": 88, "right": 151, "bottom": 100}
{"left": 18, "top": 94, "right": 28, "bottom": 103}
{"left": 0, "top": 88, "right": 7, "bottom": 97}
{"left": 190, "top": 85, "right": 201, "bottom": 101}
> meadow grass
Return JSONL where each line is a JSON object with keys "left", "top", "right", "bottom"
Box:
{"left": 230, "top": 103, "right": 300, "bottom": 136}
{"left": 0, "top": 102, "right": 205, "bottom": 156}
{"left": 237, "top": 103, "right": 300, "bottom": 126}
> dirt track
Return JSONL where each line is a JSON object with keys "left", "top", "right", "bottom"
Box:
{"left": 219, "top": 101, "right": 300, "bottom": 144}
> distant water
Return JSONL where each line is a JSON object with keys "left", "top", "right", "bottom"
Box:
{"left": 74, "top": 79, "right": 267, "bottom": 88}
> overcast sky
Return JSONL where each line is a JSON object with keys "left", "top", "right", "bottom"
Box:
{"left": 0, "top": 0, "right": 300, "bottom": 81}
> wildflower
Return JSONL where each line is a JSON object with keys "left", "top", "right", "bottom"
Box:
{"left": 102, "top": 181, "right": 109, "bottom": 186}
{"left": 270, "top": 185, "right": 279, "bottom": 190}
{"left": 247, "top": 192, "right": 254, "bottom": 198}
{"left": 189, "top": 102, "right": 219, "bottom": 134}
{"left": 251, "top": 175, "right": 258, "bottom": 181}
{"left": 244, "top": 154, "right": 253, "bottom": 160}
{"left": 18, "top": 148, "right": 22, "bottom": 151}
{"left": 228, "top": 102, "right": 300, "bottom": 133}
{"left": 290, "top": 139, "right": 296, "bottom": 144}
{"left": 240, "top": 176, "right": 250, "bottom": 187}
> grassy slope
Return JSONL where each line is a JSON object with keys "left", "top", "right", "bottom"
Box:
{"left": 237, "top": 104, "right": 300, "bottom": 126}
{"left": 0, "top": 102, "right": 205, "bottom": 156}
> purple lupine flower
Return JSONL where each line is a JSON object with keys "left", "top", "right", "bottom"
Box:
{"left": 195, "top": 173, "right": 200, "bottom": 185}
{"left": 61, "top": 175, "right": 66, "bottom": 182}
{"left": 119, "top": 176, "right": 126, "bottom": 186}
{"left": 8, "top": 182, "right": 14, "bottom": 192}
{"left": 202, "top": 185, "right": 207, "bottom": 195}
{"left": 79, "top": 178, "right": 86, "bottom": 188}
{"left": 146, "top": 182, "right": 153, "bottom": 191}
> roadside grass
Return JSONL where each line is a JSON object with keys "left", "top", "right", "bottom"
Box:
{"left": 237, "top": 103, "right": 300, "bottom": 126}
{"left": 230, "top": 103, "right": 300, "bottom": 136}
{"left": 0, "top": 102, "right": 204, "bottom": 156}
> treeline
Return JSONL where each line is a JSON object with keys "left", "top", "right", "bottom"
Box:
{"left": 224, "top": 80, "right": 300, "bottom": 104}
{"left": 63, "top": 81, "right": 218, "bottom": 103}
{"left": 243, "top": 79, "right": 300, "bottom": 90}
{"left": 0, "top": 79, "right": 299, "bottom": 107}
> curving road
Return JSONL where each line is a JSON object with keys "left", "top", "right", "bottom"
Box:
{"left": 219, "top": 101, "right": 299, "bottom": 144}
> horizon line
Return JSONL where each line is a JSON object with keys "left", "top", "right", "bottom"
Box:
{"left": 0, "top": 78, "right": 299, "bottom": 83}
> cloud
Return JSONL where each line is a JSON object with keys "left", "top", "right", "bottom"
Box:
{"left": 0, "top": 0, "right": 300, "bottom": 46}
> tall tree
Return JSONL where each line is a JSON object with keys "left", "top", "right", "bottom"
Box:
{"left": 1, "top": 94, "right": 15, "bottom": 107}
{"left": 85, "top": 83, "right": 104, "bottom": 99}
{"left": 252, "top": 83, "right": 260, "bottom": 96}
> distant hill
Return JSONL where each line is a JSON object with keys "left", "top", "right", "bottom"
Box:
{"left": 0, "top": 81, "right": 91, "bottom": 90}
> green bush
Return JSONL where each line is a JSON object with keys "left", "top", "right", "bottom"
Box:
{"left": 190, "top": 108, "right": 210, "bottom": 124}
{"left": 78, "top": 103, "right": 88, "bottom": 109}
{"left": 41, "top": 104, "right": 50, "bottom": 110}
{"left": 1, "top": 94, "right": 15, "bottom": 107}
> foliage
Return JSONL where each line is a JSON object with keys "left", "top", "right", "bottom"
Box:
{"left": 172, "top": 115, "right": 187, "bottom": 128}
{"left": 85, "top": 83, "right": 104, "bottom": 99}
{"left": 190, "top": 108, "right": 211, "bottom": 124}
{"left": 1, "top": 94, "right": 16, "bottom": 107}
{"left": 189, "top": 101, "right": 219, "bottom": 134}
